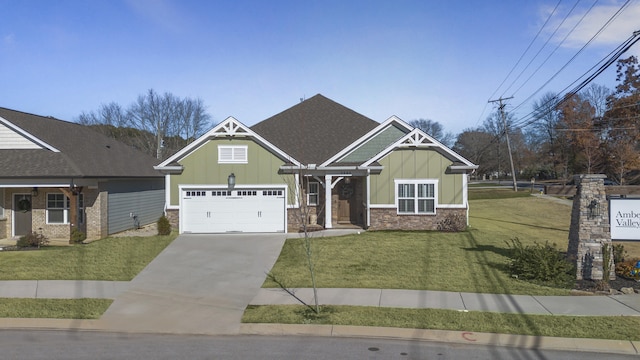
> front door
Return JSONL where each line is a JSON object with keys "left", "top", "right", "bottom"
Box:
{"left": 13, "top": 194, "right": 32, "bottom": 236}
{"left": 337, "top": 179, "right": 356, "bottom": 224}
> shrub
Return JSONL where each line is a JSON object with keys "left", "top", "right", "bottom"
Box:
{"left": 157, "top": 215, "right": 171, "bottom": 235}
{"left": 436, "top": 213, "right": 467, "bottom": 232}
{"left": 506, "top": 237, "right": 574, "bottom": 288}
{"left": 70, "top": 228, "right": 87, "bottom": 244}
{"left": 17, "top": 232, "right": 50, "bottom": 248}
{"left": 613, "top": 243, "right": 627, "bottom": 264}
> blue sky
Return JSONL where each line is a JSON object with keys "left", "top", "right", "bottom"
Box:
{"left": 1, "top": 0, "right": 639, "bottom": 135}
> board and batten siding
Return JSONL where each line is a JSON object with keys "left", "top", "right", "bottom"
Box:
{"left": 103, "top": 179, "right": 165, "bottom": 234}
{"left": 0, "top": 122, "right": 41, "bottom": 149}
{"left": 169, "top": 138, "right": 294, "bottom": 206}
{"left": 370, "top": 149, "right": 464, "bottom": 205}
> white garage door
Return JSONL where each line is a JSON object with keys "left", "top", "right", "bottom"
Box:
{"left": 180, "top": 187, "right": 286, "bottom": 233}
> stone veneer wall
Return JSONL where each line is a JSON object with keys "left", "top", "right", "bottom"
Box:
{"left": 369, "top": 207, "right": 467, "bottom": 231}
{"left": 166, "top": 209, "right": 179, "bottom": 230}
{"left": 567, "top": 174, "right": 615, "bottom": 280}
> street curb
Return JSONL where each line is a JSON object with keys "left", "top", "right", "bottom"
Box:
{"left": 0, "top": 318, "right": 102, "bottom": 331}
{"left": 239, "top": 323, "right": 640, "bottom": 356}
{"left": 1, "top": 319, "right": 637, "bottom": 355}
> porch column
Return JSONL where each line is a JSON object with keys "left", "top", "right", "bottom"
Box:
{"left": 59, "top": 186, "right": 81, "bottom": 244}
{"left": 324, "top": 175, "right": 332, "bottom": 229}
{"left": 366, "top": 169, "right": 371, "bottom": 228}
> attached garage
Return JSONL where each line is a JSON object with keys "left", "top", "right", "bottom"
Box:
{"left": 179, "top": 185, "right": 287, "bottom": 233}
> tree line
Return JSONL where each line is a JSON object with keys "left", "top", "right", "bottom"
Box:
{"left": 78, "top": 56, "right": 639, "bottom": 183}
{"left": 452, "top": 56, "right": 640, "bottom": 185}
{"left": 77, "top": 89, "right": 211, "bottom": 159}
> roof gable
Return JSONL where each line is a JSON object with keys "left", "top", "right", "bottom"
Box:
{"left": 0, "top": 116, "right": 59, "bottom": 151}
{"left": 156, "top": 116, "right": 299, "bottom": 169}
{"left": 0, "top": 107, "right": 161, "bottom": 178}
{"left": 362, "top": 122, "right": 478, "bottom": 170}
{"left": 323, "top": 115, "right": 412, "bottom": 166}
{"left": 250, "top": 94, "right": 379, "bottom": 165}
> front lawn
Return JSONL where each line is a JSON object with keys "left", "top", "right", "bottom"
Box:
{"left": 0, "top": 233, "right": 177, "bottom": 281}
{"left": 265, "top": 195, "right": 572, "bottom": 296}
{"left": 243, "top": 305, "right": 640, "bottom": 341}
{"left": 0, "top": 299, "right": 112, "bottom": 319}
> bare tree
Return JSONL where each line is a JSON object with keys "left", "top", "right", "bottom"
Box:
{"left": 409, "top": 119, "right": 455, "bottom": 147}
{"left": 581, "top": 83, "right": 612, "bottom": 119}
{"left": 530, "top": 92, "right": 562, "bottom": 178}
{"left": 77, "top": 89, "right": 212, "bottom": 159}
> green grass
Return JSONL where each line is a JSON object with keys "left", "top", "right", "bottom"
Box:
{"left": 0, "top": 233, "right": 177, "bottom": 280}
{"left": 266, "top": 195, "right": 571, "bottom": 295}
{"left": 468, "top": 188, "right": 534, "bottom": 200}
{"left": 0, "top": 299, "right": 112, "bottom": 319}
{"left": 243, "top": 305, "right": 640, "bottom": 341}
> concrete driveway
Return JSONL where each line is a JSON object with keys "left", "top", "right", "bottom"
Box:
{"left": 99, "top": 233, "right": 286, "bottom": 335}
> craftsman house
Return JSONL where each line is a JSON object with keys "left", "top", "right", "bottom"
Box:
{"left": 155, "top": 94, "right": 477, "bottom": 233}
{"left": 0, "top": 107, "right": 164, "bottom": 240}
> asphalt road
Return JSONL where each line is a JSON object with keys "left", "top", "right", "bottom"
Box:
{"left": 1, "top": 330, "right": 636, "bottom": 360}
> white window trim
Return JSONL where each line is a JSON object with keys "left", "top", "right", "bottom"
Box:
{"left": 46, "top": 193, "right": 84, "bottom": 225}
{"left": 394, "top": 179, "right": 438, "bottom": 215}
{"left": 307, "top": 182, "right": 319, "bottom": 206}
{"left": 218, "top": 145, "right": 248, "bottom": 164}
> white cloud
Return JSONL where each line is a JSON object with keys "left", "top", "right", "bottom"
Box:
{"left": 544, "top": 1, "right": 640, "bottom": 49}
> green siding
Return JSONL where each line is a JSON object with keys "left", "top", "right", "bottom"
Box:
{"left": 169, "top": 138, "right": 294, "bottom": 206}
{"left": 370, "top": 149, "right": 463, "bottom": 205}
{"left": 340, "top": 124, "right": 407, "bottom": 163}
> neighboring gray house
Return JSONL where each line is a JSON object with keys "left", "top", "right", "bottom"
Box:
{"left": 0, "top": 107, "right": 164, "bottom": 240}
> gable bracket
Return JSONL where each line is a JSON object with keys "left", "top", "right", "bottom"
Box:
{"left": 400, "top": 132, "right": 435, "bottom": 147}
{"left": 331, "top": 177, "right": 344, "bottom": 189}
{"left": 213, "top": 120, "right": 250, "bottom": 137}
{"left": 313, "top": 176, "right": 326, "bottom": 188}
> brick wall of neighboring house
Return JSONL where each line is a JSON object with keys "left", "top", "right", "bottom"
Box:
{"left": 3, "top": 187, "right": 110, "bottom": 241}
{"left": 84, "top": 189, "right": 107, "bottom": 240}
{"left": 0, "top": 218, "right": 6, "bottom": 239}
{"left": 368, "top": 207, "right": 467, "bottom": 231}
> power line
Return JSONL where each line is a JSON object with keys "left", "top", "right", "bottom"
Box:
{"left": 511, "top": 0, "right": 634, "bottom": 117}
{"left": 509, "top": 0, "right": 599, "bottom": 98}
{"left": 500, "top": 0, "right": 583, "bottom": 98}
{"left": 489, "top": 0, "right": 563, "bottom": 102}
{"left": 513, "top": 29, "right": 640, "bottom": 130}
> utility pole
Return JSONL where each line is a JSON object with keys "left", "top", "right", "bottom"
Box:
{"left": 488, "top": 97, "right": 517, "bottom": 191}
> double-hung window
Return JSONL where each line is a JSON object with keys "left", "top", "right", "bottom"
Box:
{"left": 396, "top": 180, "right": 437, "bottom": 215}
{"left": 307, "top": 182, "right": 319, "bottom": 206}
{"left": 46, "top": 193, "right": 84, "bottom": 224}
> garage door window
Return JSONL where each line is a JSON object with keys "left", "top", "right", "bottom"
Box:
{"left": 218, "top": 145, "right": 247, "bottom": 164}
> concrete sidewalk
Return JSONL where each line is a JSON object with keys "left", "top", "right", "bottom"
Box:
{"left": 250, "top": 288, "right": 640, "bottom": 316}
{"left": 0, "top": 280, "right": 128, "bottom": 299}
{"left": 3, "top": 280, "right": 640, "bottom": 317}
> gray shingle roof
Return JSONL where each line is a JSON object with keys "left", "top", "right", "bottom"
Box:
{"left": 250, "top": 94, "right": 379, "bottom": 165}
{"left": 0, "top": 107, "right": 161, "bottom": 178}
